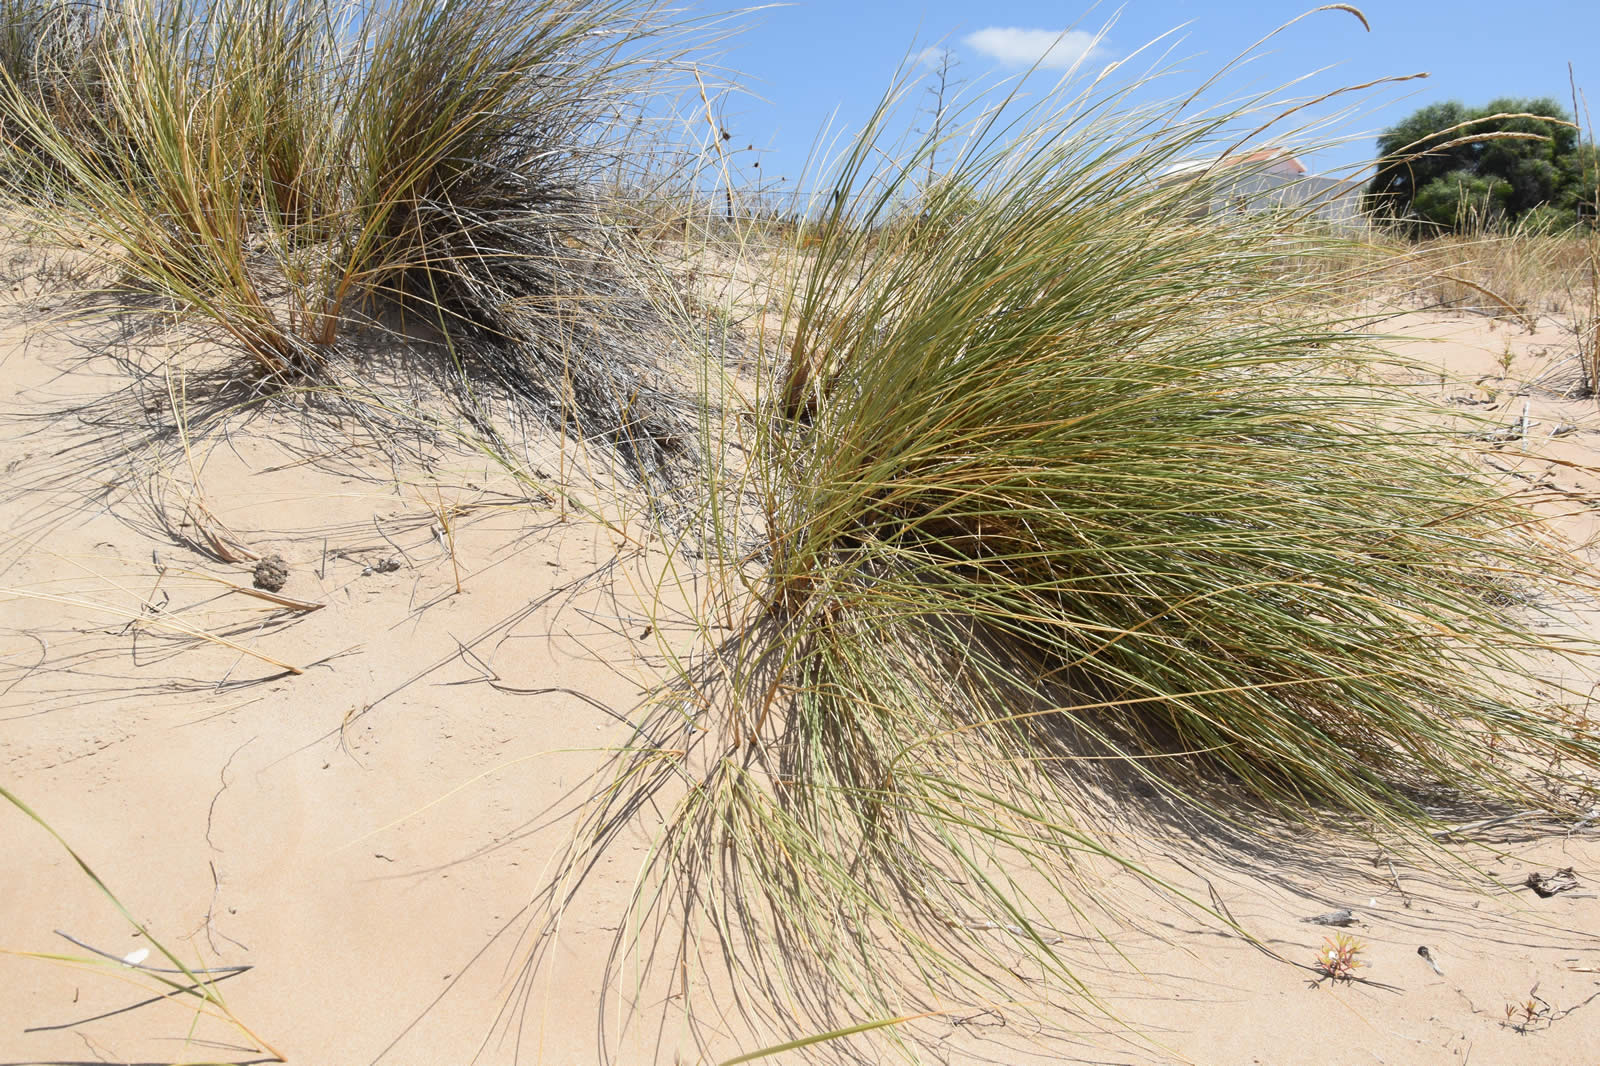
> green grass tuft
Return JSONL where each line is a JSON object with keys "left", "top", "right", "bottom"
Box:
{"left": 0, "top": 0, "right": 700, "bottom": 478}
{"left": 554, "top": 51, "right": 1600, "bottom": 1060}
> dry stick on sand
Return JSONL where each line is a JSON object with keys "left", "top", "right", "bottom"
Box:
{"left": 1480, "top": 454, "right": 1600, "bottom": 505}
{"left": 1387, "top": 858, "right": 1414, "bottom": 908}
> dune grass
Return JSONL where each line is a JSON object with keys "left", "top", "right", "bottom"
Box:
{"left": 4, "top": 1, "right": 1599, "bottom": 1061}
{"left": 1392, "top": 225, "right": 1595, "bottom": 326}
{"left": 538, "top": 37, "right": 1600, "bottom": 1060}
{"left": 0, "top": 0, "right": 701, "bottom": 477}
{"left": 1363, "top": 221, "right": 1598, "bottom": 395}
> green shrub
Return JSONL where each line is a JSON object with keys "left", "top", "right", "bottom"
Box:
{"left": 1365, "top": 98, "right": 1597, "bottom": 236}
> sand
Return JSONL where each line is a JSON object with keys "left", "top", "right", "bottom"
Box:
{"left": 3, "top": 241, "right": 1599, "bottom": 1065}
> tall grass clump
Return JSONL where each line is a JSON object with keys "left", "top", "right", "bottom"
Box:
{"left": 0, "top": 0, "right": 699, "bottom": 477}
{"left": 1393, "top": 221, "right": 1595, "bottom": 328}
{"left": 0, "top": 0, "right": 115, "bottom": 157}
{"left": 550, "top": 24, "right": 1600, "bottom": 1059}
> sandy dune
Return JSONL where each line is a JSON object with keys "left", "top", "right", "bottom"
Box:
{"left": 3, "top": 243, "right": 1599, "bottom": 1065}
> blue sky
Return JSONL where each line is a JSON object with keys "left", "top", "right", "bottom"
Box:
{"left": 694, "top": 0, "right": 1593, "bottom": 203}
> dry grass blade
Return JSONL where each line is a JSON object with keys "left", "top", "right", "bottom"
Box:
{"left": 716, "top": 1012, "right": 945, "bottom": 1065}
{"left": 156, "top": 564, "right": 325, "bottom": 612}
{"left": 186, "top": 500, "right": 262, "bottom": 564}
{"left": 1421, "top": 270, "right": 1540, "bottom": 330}
{"left": 0, "top": 784, "right": 285, "bottom": 1060}
{"left": 0, "top": 586, "right": 304, "bottom": 673}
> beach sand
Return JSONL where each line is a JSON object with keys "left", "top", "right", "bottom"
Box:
{"left": 3, "top": 240, "right": 1598, "bottom": 1065}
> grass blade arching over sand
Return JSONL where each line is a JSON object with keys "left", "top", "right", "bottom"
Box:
{"left": 549, "top": 18, "right": 1600, "bottom": 1059}
{"left": 1, "top": 785, "right": 285, "bottom": 1061}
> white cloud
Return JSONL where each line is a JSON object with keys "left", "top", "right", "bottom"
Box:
{"left": 962, "top": 27, "right": 1103, "bottom": 70}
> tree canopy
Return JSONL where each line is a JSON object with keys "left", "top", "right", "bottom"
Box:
{"left": 1364, "top": 98, "right": 1597, "bottom": 234}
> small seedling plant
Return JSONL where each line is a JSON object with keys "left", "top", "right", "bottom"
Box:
{"left": 1314, "top": 934, "right": 1365, "bottom": 982}
{"left": 1503, "top": 990, "right": 1552, "bottom": 1033}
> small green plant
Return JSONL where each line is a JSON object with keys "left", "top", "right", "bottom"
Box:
{"left": 1315, "top": 934, "right": 1365, "bottom": 981}
{"left": 1503, "top": 990, "right": 1552, "bottom": 1032}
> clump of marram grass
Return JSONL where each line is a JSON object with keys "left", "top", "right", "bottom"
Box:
{"left": 0, "top": 0, "right": 701, "bottom": 479}
{"left": 544, "top": 40, "right": 1600, "bottom": 1065}
{"left": 0, "top": 0, "right": 119, "bottom": 161}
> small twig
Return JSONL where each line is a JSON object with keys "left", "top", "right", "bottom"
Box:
{"left": 372, "top": 515, "right": 414, "bottom": 568}
{"left": 1550, "top": 988, "right": 1600, "bottom": 1024}
{"left": 1388, "top": 859, "right": 1413, "bottom": 908}
{"left": 1430, "top": 811, "right": 1535, "bottom": 839}
{"left": 1479, "top": 454, "right": 1600, "bottom": 504}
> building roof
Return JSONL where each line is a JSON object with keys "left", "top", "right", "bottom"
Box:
{"left": 1157, "top": 146, "right": 1306, "bottom": 181}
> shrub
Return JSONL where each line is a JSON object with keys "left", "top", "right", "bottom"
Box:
{"left": 1365, "top": 98, "right": 1598, "bottom": 236}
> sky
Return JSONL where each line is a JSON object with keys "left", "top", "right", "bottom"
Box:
{"left": 687, "top": 0, "right": 1595, "bottom": 205}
